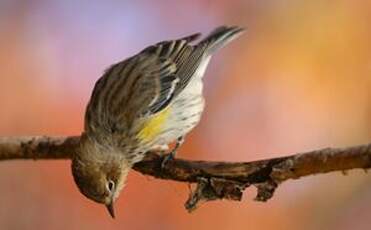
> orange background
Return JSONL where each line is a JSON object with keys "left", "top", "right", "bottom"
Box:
{"left": 0, "top": 1, "right": 371, "bottom": 229}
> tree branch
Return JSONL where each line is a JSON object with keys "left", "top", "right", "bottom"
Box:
{"left": 0, "top": 136, "right": 370, "bottom": 211}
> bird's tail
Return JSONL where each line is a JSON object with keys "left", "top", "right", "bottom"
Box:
{"left": 198, "top": 26, "right": 245, "bottom": 53}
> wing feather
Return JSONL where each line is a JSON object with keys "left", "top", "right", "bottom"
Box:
{"left": 85, "top": 26, "right": 244, "bottom": 137}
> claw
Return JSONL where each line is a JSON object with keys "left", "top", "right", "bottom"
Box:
{"left": 161, "top": 151, "right": 176, "bottom": 169}
{"left": 160, "top": 136, "right": 184, "bottom": 169}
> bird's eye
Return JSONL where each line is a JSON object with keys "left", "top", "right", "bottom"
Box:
{"left": 107, "top": 180, "right": 115, "bottom": 192}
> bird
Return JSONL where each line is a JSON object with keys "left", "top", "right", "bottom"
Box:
{"left": 71, "top": 26, "right": 244, "bottom": 218}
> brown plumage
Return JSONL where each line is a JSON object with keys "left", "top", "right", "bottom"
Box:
{"left": 72, "top": 26, "right": 245, "bottom": 218}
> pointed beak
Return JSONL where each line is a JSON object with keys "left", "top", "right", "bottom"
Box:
{"left": 106, "top": 201, "right": 115, "bottom": 218}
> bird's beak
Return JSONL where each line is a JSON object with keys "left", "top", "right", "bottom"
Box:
{"left": 106, "top": 201, "right": 115, "bottom": 218}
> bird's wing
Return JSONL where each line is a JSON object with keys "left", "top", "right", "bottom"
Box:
{"left": 126, "top": 54, "right": 179, "bottom": 117}
{"left": 139, "top": 33, "right": 206, "bottom": 105}
{"left": 139, "top": 26, "right": 245, "bottom": 107}
{"left": 85, "top": 26, "right": 244, "bottom": 136}
{"left": 85, "top": 53, "right": 179, "bottom": 134}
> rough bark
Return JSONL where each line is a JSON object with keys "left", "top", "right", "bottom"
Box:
{"left": 0, "top": 136, "right": 370, "bottom": 211}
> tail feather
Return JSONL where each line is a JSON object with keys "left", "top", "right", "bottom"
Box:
{"left": 198, "top": 26, "right": 245, "bottom": 53}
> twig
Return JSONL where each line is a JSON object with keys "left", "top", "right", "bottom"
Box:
{"left": 0, "top": 136, "right": 370, "bottom": 211}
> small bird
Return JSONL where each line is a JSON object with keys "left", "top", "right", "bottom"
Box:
{"left": 71, "top": 26, "right": 244, "bottom": 218}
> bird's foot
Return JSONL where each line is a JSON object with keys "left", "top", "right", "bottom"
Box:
{"left": 161, "top": 136, "right": 184, "bottom": 169}
{"left": 161, "top": 150, "right": 176, "bottom": 169}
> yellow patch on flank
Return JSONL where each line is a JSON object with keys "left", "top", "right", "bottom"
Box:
{"left": 137, "top": 107, "right": 171, "bottom": 142}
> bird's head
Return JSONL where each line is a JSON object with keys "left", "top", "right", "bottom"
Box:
{"left": 71, "top": 134, "right": 130, "bottom": 218}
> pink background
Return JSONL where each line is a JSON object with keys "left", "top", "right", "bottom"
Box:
{"left": 0, "top": 1, "right": 370, "bottom": 229}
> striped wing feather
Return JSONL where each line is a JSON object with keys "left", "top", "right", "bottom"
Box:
{"left": 85, "top": 54, "right": 177, "bottom": 135}
{"left": 85, "top": 26, "right": 244, "bottom": 137}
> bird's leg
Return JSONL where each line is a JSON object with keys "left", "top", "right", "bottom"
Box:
{"left": 171, "top": 136, "right": 184, "bottom": 157}
{"left": 161, "top": 136, "right": 184, "bottom": 169}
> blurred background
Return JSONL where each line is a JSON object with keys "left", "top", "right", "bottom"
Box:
{"left": 0, "top": 0, "right": 371, "bottom": 229}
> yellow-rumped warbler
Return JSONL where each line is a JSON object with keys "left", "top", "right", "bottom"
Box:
{"left": 72, "top": 26, "right": 244, "bottom": 217}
